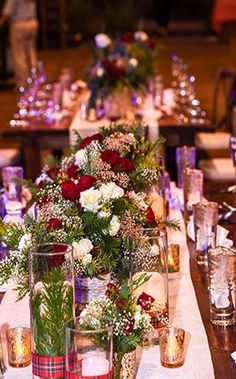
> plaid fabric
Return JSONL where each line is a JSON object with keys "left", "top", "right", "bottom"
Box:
{"left": 65, "top": 368, "right": 114, "bottom": 379}
{"left": 32, "top": 353, "right": 66, "bottom": 378}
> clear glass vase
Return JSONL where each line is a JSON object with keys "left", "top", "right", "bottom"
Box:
{"left": 65, "top": 321, "right": 113, "bottom": 378}
{"left": 129, "top": 229, "right": 169, "bottom": 330}
{"left": 29, "top": 243, "right": 75, "bottom": 379}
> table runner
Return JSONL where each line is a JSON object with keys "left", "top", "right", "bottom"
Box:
{"left": 0, "top": 206, "right": 215, "bottom": 378}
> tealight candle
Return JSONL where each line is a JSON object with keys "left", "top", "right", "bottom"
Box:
{"left": 159, "top": 326, "right": 185, "bottom": 368}
{"left": 6, "top": 327, "right": 31, "bottom": 368}
{"left": 82, "top": 356, "right": 110, "bottom": 376}
{"left": 167, "top": 244, "right": 180, "bottom": 273}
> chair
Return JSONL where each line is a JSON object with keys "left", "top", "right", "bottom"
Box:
{"left": 195, "top": 68, "right": 236, "bottom": 180}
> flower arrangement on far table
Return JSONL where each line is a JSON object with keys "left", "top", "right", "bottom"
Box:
{"left": 87, "top": 31, "right": 158, "bottom": 109}
{"left": 79, "top": 274, "right": 152, "bottom": 379}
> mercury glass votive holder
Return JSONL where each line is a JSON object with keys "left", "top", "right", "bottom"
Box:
{"left": 159, "top": 326, "right": 185, "bottom": 368}
{"left": 6, "top": 327, "right": 32, "bottom": 368}
{"left": 183, "top": 168, "right": 203, "bottom": 222}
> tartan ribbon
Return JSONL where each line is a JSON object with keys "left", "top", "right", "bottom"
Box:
{"left": 32, "top": 353, "right": 66, "bottom": 378}
{"left": 65, "top": 368, "right": 114, "bottom": 379}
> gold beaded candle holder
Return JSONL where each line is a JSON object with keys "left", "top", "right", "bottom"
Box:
{"left": 6, "top": 327, "right": 32, "bottom": 368}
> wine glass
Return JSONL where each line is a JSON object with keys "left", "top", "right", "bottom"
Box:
{"left": 228, "top": 134, "right": 236, "bottom": 192}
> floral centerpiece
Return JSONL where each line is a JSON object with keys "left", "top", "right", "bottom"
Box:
{"left": 79, "top": 274, "right": 152, "bottom": 379}
{"left": 87, "top": 31, "right": 158, "bottom": 113}
{"left": 0, "top": 122, "right": 178, "bottom": 302}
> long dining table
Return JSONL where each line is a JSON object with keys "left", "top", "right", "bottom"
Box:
{"left": 0, "top": 182, "right": 235, "bottom": 378}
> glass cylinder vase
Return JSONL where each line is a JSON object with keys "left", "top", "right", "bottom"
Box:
{"left": 129, "top": 229, "right": 169, "bottom": 329}
{"left": 29, "top": 243, "right": 75, "bottom": 379}
{"left": 65, "top": 321, "right": 113, "bottom": 379}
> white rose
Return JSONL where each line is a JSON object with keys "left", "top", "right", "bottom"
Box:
{"left": 95, "top": 33, "right": 111, "bottom": 48}
{"left": 134, "top": 31, "right": 148, "bottom": 42}
{"left": 80, "top": 187, "right": 102, "bottom": 212}
{"left": 82, "top": 253, "right": 93, "bottom": 266}
{"left": 18, "top": 233, "right": 32, "bottom": 252}
{"left": 109, "top": 215, "right": 120, "bottom": 236}
{"left": 72, "top": 239, "right": 93, "bottom": 260}
{"left": 128, "top": 58, "right": 138, "bottom": 68}
{"left": 96, "top": 67, "right": 105, "bottom": 77}
{"left": 75, "top": 149, "right": 87, "bottom": 167}
{"left": 100, "top": 182, "right": 124, "bottom": 201}
{"left": 35, "top": 172, "right": 53, "bottom": 185}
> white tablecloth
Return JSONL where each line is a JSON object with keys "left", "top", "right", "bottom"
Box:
{"left": 0, "top": 203, "right": 215, "bottom": 379}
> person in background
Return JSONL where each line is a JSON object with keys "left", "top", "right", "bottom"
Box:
{"left": 1, "top": 0, "right": 38, "bottom": 88}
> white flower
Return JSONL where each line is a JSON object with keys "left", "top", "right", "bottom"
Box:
{"left": 109, "top": 215, "right": 120, "bottom": 236}
{"left": 35, "top": 172, "right": 53, "bottom": 185}
{"left": 75, "top": 149, "right": 87, "bottom": 167}
{"left": 18, "top": 233, "right": 32, "bottom": 252}
{"left": 128, "top": 58, "right": 138, "bottom": 68}
{"left": 95, "top": 33, "right": 111, "bottom": 48}
{"left": 80, "top": 187, "right": 102, "bottom": 212}
{"left": 134, "top": 31, "right": 148, "bottom": 42}
{"left": 96, "top": 67, "right": 105, "bottom": 77}
{"left": 82, "top": 253, "right": 93, "bottom": 266}
{"left": 100, "top": 182, "right": 124, "bottom": 201}
{"left": 72, "top": 239, "right": 93, "bottom": 260}
{"left": 98, "top": 210, "right": 111, "bottom": 218}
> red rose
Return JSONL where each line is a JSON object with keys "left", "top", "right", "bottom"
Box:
{"left": 118, "top": 157, "right": 135, "bottom": 172}
{"left": 61, "top": 180, "right": 80, "bottom": 201}
{"left": 80, "top": 133, "right": 103, "bottom": 149}
{"left": 124, "top": 319, "right": 135, "bottom": 335}
{"left": 67, "top": 164, "right": 78, "bottom": 178}
{"left": 46, "top": 167, "right": 59, "bottom": 179}
{"left": 102, "top": 58, "right": 125, "bottom": 78}
{"left": 121, "top": 32, "right": 134, "bottom": 43}
{"left": 49, "top": 244, "right": 68, "bottom": 267}
{"left": 146, "top": 39, "right": 155, "bottom": 49}
{"left": 77, "top": 175, "right": 97, "bottom": 191}
{"left": 101, "top": 150, "right": 120, "bottom": 167}
{"left": 48, "top": 218, "right": 62, "bottom": 230}
{"left": 145, "top": 207, "right": 156, "bottom": 225}
{"left": 137, "top": 292, "right": 155, "bottom": 311}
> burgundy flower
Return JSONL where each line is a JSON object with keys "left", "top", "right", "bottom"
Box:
{"left": 124, "top": 319, "right": 135, "bottom": 335}
{"left": 61, "top": 180, "right": 80, "bottom": 201}
{"left": 137, "top": 292, "right": 155, "bottom": 311}
{"left": 49, "top": 244, "right": 68, "bottom": 267}
{"left": 106, "top": 282, "right": 119, "bottom": 300}
{"left": 101, "top": 150, "right": 121, "bottom": 167}
{"left": 102, "top": 58, "right": 125, "bottom": 78}
{"left": 46, "top": 167, "right": 59, "bottom": 179}
{"left": 80, "top": 133, "right": 103, "bottom": 149}
{"left": 121, "top": 32, "right": 134, "bottom": 43}
{"left": 118, "top": 157, "right": 135, "bottom": 172}
{"left": 146, "top": 39, "right": 155, "bottom": 49}
{"left": 145, "top": 207, "right": 156, "bottom": 226}
{"left": 67, "top": 164, "right": 79, "bottom": 178}
{"left": 77, "top": 175, "right": 97, "bottom": 192}
{"left": 48, "top": 217, "right": 62, "bottom": 230}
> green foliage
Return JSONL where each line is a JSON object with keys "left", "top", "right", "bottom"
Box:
{"left": 32, "top": 267, "right": 74, "bottom": 356}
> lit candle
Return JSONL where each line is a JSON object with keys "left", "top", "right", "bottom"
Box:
{"left": 82, "top": 356, "right": 110, "bottom": 376}
{"left": 6, "top": 327, "right": 31, "bottom": 368}
{"left": 168, "top": 244, "right": 180, "bottom": 273}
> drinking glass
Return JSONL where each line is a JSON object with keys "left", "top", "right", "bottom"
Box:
{"left": 176, "top": 146, "right": 196, "bottom": 188}
{"left": 2, "top": 166, "right": 23, "bottom": 202}
{"left": 65, "top": 322, "right": 113, "bottom": 378}
{"left": 208, "top": 246, "right": 236, "bottom": 326}
{"left": 159, "top": 326, "right": 185, "bottom": 368}
{"left": 183, "top": 168, "right": 203, "bottom": 221}
{"left": 193, "top": 202, "right": 219, "bottom": 266}
{"left": 129, "top": 229, "right": 169, "bottom": 329}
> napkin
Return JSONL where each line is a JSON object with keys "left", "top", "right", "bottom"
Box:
{"left": 187, "top": 216, "right": 233, "bottom": 248}
{"left": 231, "top": 351, "right": 236, "bottom": 363}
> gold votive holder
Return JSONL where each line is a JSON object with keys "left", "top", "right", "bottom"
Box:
{"left": 159, "top": 326, "right": 185, "bottom": 368}
{"left": 167, "top": 244, "right": 180, "bottom": 273}
{"left": 6, "top": 327, "right": 32, "bottom": 368}
{"left": 0, "top": 336, "right": 7, "bottom": 376}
